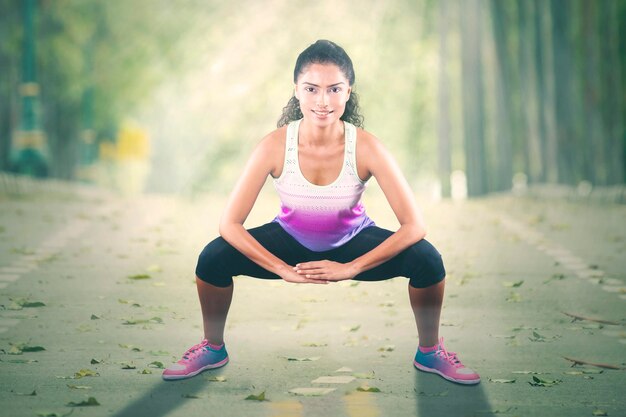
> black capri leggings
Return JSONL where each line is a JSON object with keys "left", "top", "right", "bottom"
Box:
{"left": 195, "top": 222, "right": 446, "bottom": 289}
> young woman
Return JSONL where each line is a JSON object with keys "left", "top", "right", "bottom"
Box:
{"left": 163, "top": 40, "right": 480, "bottom": 385}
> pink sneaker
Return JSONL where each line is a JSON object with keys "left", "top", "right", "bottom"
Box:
{"left": 413, "top": 337, "right": 480, "bottom": 385}
{"left": 162, "top": 339, "right": 229, "bottom": 381}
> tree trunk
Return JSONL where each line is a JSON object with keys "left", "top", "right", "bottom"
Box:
{"left": 461, "top": 0, "right": 487, "bottom": 197}
{"left": 437, "top": 0, "right": 452, "bottom": 198}
{"left": 489, "top": 0, "right": 513, "bottom": 192}
{"left": 534, "top": 0, "right": 557, "bottom": 183}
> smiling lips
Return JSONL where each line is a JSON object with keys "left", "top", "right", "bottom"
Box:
{"left": 312, "top": 109, "right": 332, "bottom": 117}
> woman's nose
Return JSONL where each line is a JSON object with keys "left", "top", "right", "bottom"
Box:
{"left": 317, "top": 92, "right": 329, "bottom": 107}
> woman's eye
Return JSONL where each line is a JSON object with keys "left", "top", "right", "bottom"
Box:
{"left": 305, "top": 87, "right": 315, "bottom": 93}
{"left": 331, "top": 87, "right": 341, "bottom": 93}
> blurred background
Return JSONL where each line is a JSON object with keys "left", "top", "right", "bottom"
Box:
{"left": 0, "top": 0, "right": 624, "bottom": 199}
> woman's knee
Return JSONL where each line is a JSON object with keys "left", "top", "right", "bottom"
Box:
{"left": 195, "top": 237, "right": 235, "bottom": 287}
{"left": 405, "top": 239, "right": 446, "bottom": 287}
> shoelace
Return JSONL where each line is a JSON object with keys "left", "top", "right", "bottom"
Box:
{"left": 181, "top": 339, "right": 209, "bottom": 362}
{"left": 434, "top": 337, "right": 463, "bottom": 368}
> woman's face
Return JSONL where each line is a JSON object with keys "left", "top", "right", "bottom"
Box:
{"left": 295, "top": 63, "right": 352, "bottom": 127}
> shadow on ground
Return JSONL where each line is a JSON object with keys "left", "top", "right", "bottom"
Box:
{"left": 111, "top": 377, "right": 209, "bottom": 417}
{"left": 415, "top": 373, "right": 494, "bottom": 417}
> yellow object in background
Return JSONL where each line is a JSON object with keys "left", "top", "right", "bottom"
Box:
{"left": 115, "top": 122, "right": 150, "bottom": 160}
{"left": 93, "top": 121, "right": 151, "bottom": 195}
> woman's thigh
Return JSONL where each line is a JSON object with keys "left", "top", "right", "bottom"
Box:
{"left": 195, "top": 222, "right": 314, "bottom": 287}
{"left": 328, "top": 226, "right": 446, "bottom": 288}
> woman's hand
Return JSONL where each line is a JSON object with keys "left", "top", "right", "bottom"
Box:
{"left": 276, "top": 265, "right": 329, "bottom": 284}
{"left": 293, "top": 260, "right": 358, "bottom": 282}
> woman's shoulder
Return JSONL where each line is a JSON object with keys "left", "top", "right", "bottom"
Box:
{"left": 254, "top": 125, "right": 288, "bottom": 178}
{"left": 256, "top": 125, "right": 288, "bottom": 152}
{"left": 354, "top": 126, "right": 383, "bottom": 154}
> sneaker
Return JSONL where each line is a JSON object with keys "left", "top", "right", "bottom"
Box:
{"left": 162, "top": 339, "right": 229, "bottom": 381}
{"left": 413, "top": 337, "right": 480, "bottom": 385}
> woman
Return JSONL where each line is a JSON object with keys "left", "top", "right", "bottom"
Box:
{"left": 163, "top": 40, "right": 480, "bottom": 385}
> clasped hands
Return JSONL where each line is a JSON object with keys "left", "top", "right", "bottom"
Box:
{"left": 279, "top": 260, "right": 359, "bottom": 284}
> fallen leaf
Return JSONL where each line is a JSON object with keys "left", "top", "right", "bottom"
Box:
{"left": 544, "top": 273, "right": 566, "bottom": 284}
{"left": 72, "top": 369, "right": 99, "bottom": 379}
{"left": 139, "top": 369, "right": 153, "bottom": 374}
{"left": 146, "top": 265, "right": 162, "bottom": 273}
{"left": 353, "top": 371, "right": 376, "bottom": 379}
{"left": 128, "top": 274, "right": 151, "bottom": 280}
{"left": 3, "top": 359, "right": 38, "bottom": 363}
{"left": 377, "top": 345, "right": 395, "bottom": 352}
{"left": 562, "top": 356, "right": 624, "bottom": 370}
{"left": 181, "top": 393, "right": 202, "bottom": 399}
{"left": 119, "top": 343, "right": 142, "bottom": 352}
{"left": 66, "top": 396, "right": 100, "bottom": 406}
{"left": 207, "top": 376, "right": 226, "bottom": 382}
{"left": 148, "top": 361, "right": 164, "bottom": 369}
{"left": 592, "top": 410, "right": 608, "bottom": 416}
{"left": 149, "top": 350, "right": 169, "bottom": 356}
{"left": 502, "top": 280, "right": 524, "bottom": 288}
{"left": 283, "top": 356, "right": 321, "bottom": 361}
{"left": 118, "top": 299, "right": 141, "bottom": 307}
{"left": 245, "top": 391, "right": 268, "bottom": 401}
{"left": 356, "top": 385, "right": 381, "bottom": 392}
{"left": 7, "top": 343, "right": 45, "bottom": 354}
{"left": 415, "top": 390, "right": 448, "bottom": 397}
{"left": 528, "top": 376, "right": 562, "bottom": 387}
{"left": 301, "top": 342, "right": 327, "bottom": 347}
{"left": 90, "top": 358, "right": 102, "bottom": 364}
{"left": 561, "top": 311, "right": 622, "bottom": 326}
{"left": 120, "top": 362, "right": 136, "bottom": 369}
{"left": 335, "top": 367, "right": 353, "bottom": 373}
{"left": 67, "top": 384, "right": 91, "bottom": 390}
{"left": 489, "top": 378, "right": 516, "bottom": 383}
{"left": 90, "top": 314, "right": 100, "bottom": 320}
{"left": 528, "top": 331, "right": 547, "bottom": 342}
{"left": 122, "top": 317, "right": 163, "bottom": 325}
{"left": 512, "top": 371, "right": 548, "bottom": 375}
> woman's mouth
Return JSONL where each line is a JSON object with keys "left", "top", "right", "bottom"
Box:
{"left": 312, "top": 110, "right": 332, "bottom": 117}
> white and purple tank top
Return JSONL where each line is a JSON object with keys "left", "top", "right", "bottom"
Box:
{"left": 272, "top": 118, "right": 375, "bottom": 252}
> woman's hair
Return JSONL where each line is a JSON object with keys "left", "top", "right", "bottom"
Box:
{"left": 277, "top": 40, "right": 364, "bottom": 128}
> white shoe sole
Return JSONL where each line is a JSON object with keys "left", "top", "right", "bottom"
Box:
{"left": 414, "top": 360, "right": 481, "bottom": 385}
{"left": 162, "top": 357, "right": 229, "bottom": 381}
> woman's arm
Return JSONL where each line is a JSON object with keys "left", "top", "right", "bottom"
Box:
{"left": 219, "top": 132, "right": 327, "bottom": 284}
{"left": 294, "top": 131, "right": 426, "bottom": 281}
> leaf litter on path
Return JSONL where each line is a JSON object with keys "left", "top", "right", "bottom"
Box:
{"left": 66, "top": 397, "right": 100, "bottom": 406}
{"left": 356, "top": 385, "right": 381, "bottom": 392}
{"left": 127, "top": 274, "right": 151, "bottom": 280}
{"left": 7, "top": 343, "right": 45, "bottom": 354}
{"left": 245, "top": 391, "right": 268, "bottom": 401}
{"left": 283, "top": 356, "right": 321, "bottom": 361}
{"left": 528, "top": 376, "right": 562, "bottom": 387}
{"left": 57, "top": 369, "right": 99, "bottom": 379}
{"left": 562, "top": 356, "right": 625, "bottom": 370}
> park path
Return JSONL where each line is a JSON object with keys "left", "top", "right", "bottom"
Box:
{"left": 0, "top": 184, "right": 624, "bottom": 417}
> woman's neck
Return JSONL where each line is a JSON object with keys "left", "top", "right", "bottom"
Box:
{"left": 298, "top": 118, "right": 344, "bottom": 147}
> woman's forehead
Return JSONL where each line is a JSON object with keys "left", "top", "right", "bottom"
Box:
{"left": 297, "top": 63, "right": 348, "bottom": 84}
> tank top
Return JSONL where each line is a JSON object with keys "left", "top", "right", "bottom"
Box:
{"left": 271, "top": 118, "right": 376, "bottom": 252}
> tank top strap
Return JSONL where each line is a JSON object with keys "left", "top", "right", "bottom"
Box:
{"left": 283, "top": 119, "right": 301, "bottom": 177}
{"left": 343, "top": 122, "right": 361, "bottom": 182}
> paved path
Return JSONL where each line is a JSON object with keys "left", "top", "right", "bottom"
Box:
{"left": 0, "top": 185, "right": 624, "bottom": 417}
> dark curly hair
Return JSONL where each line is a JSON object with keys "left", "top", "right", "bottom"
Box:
{"left": 277, "top": 40, "right": 364, "bottom": 128}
